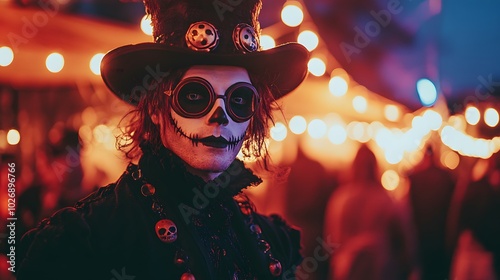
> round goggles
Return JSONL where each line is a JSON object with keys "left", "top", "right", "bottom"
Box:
{"left": 168, "top": 77, "right": 259, "bottom": 123}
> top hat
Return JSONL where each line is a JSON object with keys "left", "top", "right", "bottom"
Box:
{"left": 100, "top": 0, "right": 309, "bottom": 105}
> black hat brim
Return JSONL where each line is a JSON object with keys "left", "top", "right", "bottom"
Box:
{"left": 100, "top": 42, "right": 309, "bottom": 105}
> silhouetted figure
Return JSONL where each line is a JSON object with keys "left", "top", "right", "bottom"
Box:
{"left": 324, "top": 145, "right": 416, "bottom": 280}
{"left": 285, "top": 147, "right": 337, "bottom": 280}
{"left": 407, "top": 147, "right": 456, "bottom": 279}
{"left": 451, "top": 153, "right": 500, "bottom": 279}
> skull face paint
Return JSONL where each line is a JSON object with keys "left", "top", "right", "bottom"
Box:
{"left": 156, "top": 66, "right": 252, "bottom": 182}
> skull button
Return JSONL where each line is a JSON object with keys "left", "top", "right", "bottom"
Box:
{"left": 185, "top": 21, "right": 219, "bottom": 52}
{"left": 155, "top": 219, "right": 178, "bottom": 243}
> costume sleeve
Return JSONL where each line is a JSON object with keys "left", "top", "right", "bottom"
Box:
{"left": 16, "top": 207, "right": 97, "bottom": 280}
{"left": 254, "top": 213, "right": 303, "bottom": 278}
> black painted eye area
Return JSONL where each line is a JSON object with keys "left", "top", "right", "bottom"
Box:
{"left": 170, "top": 77, "right": 258, "bottom": 122}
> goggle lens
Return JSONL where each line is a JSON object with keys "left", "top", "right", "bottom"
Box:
{"left": 170, "top": 77, "right": 259, "bottom": 122}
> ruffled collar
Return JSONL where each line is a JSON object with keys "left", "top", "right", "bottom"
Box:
{"left": 138, "top": 144, "right": 262, "bottom": 207}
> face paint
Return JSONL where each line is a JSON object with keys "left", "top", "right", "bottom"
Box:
{"left": 157, "top": 66, "right": 253, "bottom": 181}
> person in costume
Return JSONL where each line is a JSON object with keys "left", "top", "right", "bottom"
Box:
{"left": 17, "top": 0, "right": 309, "bottom": 279}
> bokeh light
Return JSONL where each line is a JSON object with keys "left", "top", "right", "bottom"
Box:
{"left": 329, "top": 76, "right": 348, "bottom": 97}
{"left": 281, "top": 3, "right": 304, "bottom": 27}
{"left": 308, "top": 119, "right": 327, "bottom": 139}
{"left": 441, "top": 150, "right": 460, "bottom": 170}
{"left": 297, "top": 30, "right": 319, "bottom": 51}
{"left": 46, "top": 52, "right": 64, "bottom": 73}
{"left": 352, "top": 96, "right": 367, "bottom": 113}
{"left": 0, "top": 46, "right": 14, "bottom": 67}
{"left": 308, "top": 58, "right": 326, "bottom": 76}
{"left": 416, "top": 78, "right": 438, "bottom": 106}
{"left": 328, "top": 124, "right": 347, "bottom": 144}
{"left": 465, "top": 106, "right": 480, "bottom": 125}
{"left": 384, "top": 105, "right": 400, "bottom": 122}
{"left": 381, "top": 170, "right": 400, "bottom": 191}
{"left": 484, "top": 108, "right": 499, "bottom": 127}
{"left": 289, "top": 115, "right": 307, "bottom": 135}
{"left": 7, "top": 129, "right": 20, "bottom": 145}
{"left": 89, "top": 53, "right": 105, "bottom": 75}
{"left": 270, "top": 122, "right": 287, "bottom": 141}
{"left": 260, "top": 35, "right": 275, "bottom": 50}
{"left": 141, "top": 14, "right": 153, "bottom": 36}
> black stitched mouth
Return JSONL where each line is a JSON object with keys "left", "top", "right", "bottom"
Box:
{"left": 170, "top": 115, "right": 244, "bottom": 150}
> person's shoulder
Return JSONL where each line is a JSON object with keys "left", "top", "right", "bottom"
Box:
{"left": 16, "top": 207, "right": 96, "bottom": 279}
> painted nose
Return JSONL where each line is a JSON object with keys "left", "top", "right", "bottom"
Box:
{"left": 209, "top": 106, "right": 229, "bottom": 125}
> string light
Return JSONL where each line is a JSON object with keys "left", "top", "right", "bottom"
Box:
{"left": 140, "top": 14, "right": 153, "bottom": 36}
{"left": 381, "top": 170, "right": 400, "bottom": 191}
{"left": 46, "top": 52, "right": 64, "bottom": 73}
{"left": 281, "top": 2, "right": 304, "bottom": 27}
{"left": 384, "top": 105, "right": 400, "bottom": 122}
{"left": 465, "top": 106, "right": 480, "bottom": 125}
{"left": 0, "top": 46, "right": 14, "bottom": 67}
{"left": 484, "top": 108, "right": 499, "bottom": 127}
{"left": 297, "top": 30, "right": 319, "bottom": 51}
{"left": 329, "top": 76, "right": 348, "bottom": 97}
{"left": 352, "top": 96, "right": 367, "bottom": 113}
{"left": 328, "top": 124, "right": 347, "bottom": 145}
{"left": 260, "top": 35, "right": 276, "bottom": 50}
{"left": 89, "top": 53, "right": 105, "bottom": 75}
{"left": 289, "top": 116, "right": 307, "bottom": 135}
{"left": 270, "top": 122, "right": 287, "bottom": 141}
{"left": 307, "top": 58, "right": 326, "bottom": 76}
{"left": 308, "top": 119, "right": 327, "bottom": 139}
{"left": 7, "top": 129, "right": 20, "bottom": 145}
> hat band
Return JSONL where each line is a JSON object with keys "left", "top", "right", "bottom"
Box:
{"left": 157, "top": 21, "right": 260, "bottom": 54}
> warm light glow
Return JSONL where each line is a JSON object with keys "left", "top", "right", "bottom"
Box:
{"left": 484, "top": 108, "right": 499, "bottom": 127}
{"left": 352, "top": 96, "right": 367, "bottom": 113}
{"left": 270, "top": 122, "right": 287, "bottom": 141}
{"left": 347, "top": 122, "right": 366, "bottom": 141}
{"left": 93, "top": 124, "right": 112, "bottom": 144}
{"left": 260, "top": 35, "right": 275, "bottom": 50}
{"left": 384, "top": 105, "right": 400, "bottom": 122}
{"left": 381, "top": 170, "right": 400, "bottom": 191}
{"left": 329, "top": 76, "right": 348, "bottom": 97}
{"left": 46, "top": 53, "right": 64, "bottom": 73}
{"left": 297, "top": 30, "right": 319, "bottom": 51}
{"left": 0, "top": 46, "right": 14, "bottom": 67}
{"left": 328, "top": 124, "right": 347, "bottom": 145}
{"left": 308, "top": 58, "right": 326, "bottom": 76}
{"left": 141, "top": 14, "right": 153, "bottom": 36}
{"left": 385, "top": 148, "right": 404, "bottom": 164}
{"left": 416, "top": 78, "right": 438, "bottom": 106}
{"left": 289, "top": 115, "right": 307, "bottom": 135}
{"left": 465, "top": 106, "right": 480, "bottom": 125}
{"left": 449, "top": 115, "right": 466, "bottom": 131}
{"left": 281, "top": 3, "right": 304, "bottom": 27}
{"left": 89, "top": 53, "right": 105, "bottom": 75}
{"left": 422, "top": 109, "right": 443, "bottom": 131}
{"left": 308, "top": 119, "right": 327, "bottom": 139}
{"left": 440, "top": 125, "right": 493, "bottom": 158}
{"left": 7, "top": 129, "right": 20, "bottom": 145}
{"left": 441, "top": 150, "right": 460, "bottom": 170}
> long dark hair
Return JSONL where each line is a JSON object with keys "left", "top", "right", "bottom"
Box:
{"left": 116, "top": 66, "right": 280, "bottom": 167}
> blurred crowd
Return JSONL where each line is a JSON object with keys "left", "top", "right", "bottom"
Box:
{"left": 1, "top": 128, "right": 500, "bottom": 280}
{"left": 280, "top": 144, "right": 500, "bottom": 280}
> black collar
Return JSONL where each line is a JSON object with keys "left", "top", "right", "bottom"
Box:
{"left": 137, "top": 145, "right": 262, "bottom": 207}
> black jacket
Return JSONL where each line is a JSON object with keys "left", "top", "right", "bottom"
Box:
{"left": 17, "top": 147, "right": 302, "bottom": 280}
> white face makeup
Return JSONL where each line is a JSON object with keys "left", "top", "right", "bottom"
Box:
{"left": 156, "top": 65, "right": 253, "bottom": 181}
